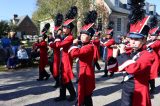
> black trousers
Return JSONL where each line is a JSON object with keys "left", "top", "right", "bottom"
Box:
{"left": 149, "top": 79, "right": 155, "bottom": 90}
{"left": 104, "top": 68, "right": 114, "bottom": 76}
{"left": 18, "top": 59, "right": 29, "bottom": 66}
{"left": 39, "top": 69, "right": 49, "bottom": 79}
{"left": 49, "top": 62, "right": 59, "bottom": 86}
{"left": 121, "top": 78, "right": 134, "bottom": 106}
{"left": 94, "top": 61, "right": 101, "bottom": 70}
{"left": 59, "top": 81, "right": 76, "bottom": 98}
{"left": 83, "top": 94, "right": 93, "bottom": 106}
{"left": 49, "top": 62, "right": 53, "bottom": 75}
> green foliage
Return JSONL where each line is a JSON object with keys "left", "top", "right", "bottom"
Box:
{"left": 32, "top": 0, "right": 92, "bottom": 22}
{"left": 0, "top": 20, "right": 10, "bottom": 37}
{"left": 32, "top": 0, "right": 95, "bottom": 36}
{"left": 8, "top": 22, "right": 18, "bottom": 32}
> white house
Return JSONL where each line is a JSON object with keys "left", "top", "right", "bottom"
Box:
{"left": 39, "top": 18, "right": 55, "bottom": 35}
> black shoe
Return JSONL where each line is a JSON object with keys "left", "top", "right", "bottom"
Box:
{"left": 150, "top": 94, "right": 154, "bottom": 99}
{"left": 109, "top": 72, "right": 114, "bottom": 77}
{"left": 54, "top": 97, "right": 66, "bottom": 101}
{"left": 36, "top": 78, "right": 44, "bottom": 81}
{"left": 150, "top": 89, "right": 155, "bottom": 94}
{"left": 120, "top": 80, "right": 124, "bottom": 84}
{"left": 98, "top": 67, "right": 101, "bottom": 71}
{"left": 67, "top": 96, "right": 76, "bottom": 101}
{"left": 53, "top": 83, "right": 59, "bottom": 88}
{"left": 101, "top": 74, "right": 108, "bottom": 77}
{"left": 45, "top": 74, "right": 50, "bottom": 80}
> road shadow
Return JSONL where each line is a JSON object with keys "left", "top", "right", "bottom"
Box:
{"left": 104, "top": 99, "right": 121, "bottom": 106}
{"left": 0, "top": 84, "right": 56, "bottom": 101}
{"left": 0, "top": 79, "right": 54, "bottom": 91}
{"left": 95, "top": 72, "right": 123, "bottom": 84}
{"left": 93, "top": 83, "right": 122, "bottom": 97}
{"left": 0, "top": 67, "right": 56, "bottom": 101}
{"left": 0, "top": 68, "right": 38, "bottom": 80}
{"left": 25, "top": 97, "right": 76, "bottom": 106}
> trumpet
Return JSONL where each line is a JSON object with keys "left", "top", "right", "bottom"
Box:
{"left": 110, "top": 44, "right": 121, "bottom": 49}
{"left": 110, "top": 44, "right": 137, "bottom": 49}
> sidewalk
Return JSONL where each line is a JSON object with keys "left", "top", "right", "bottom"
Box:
{"left": 0, "top": 63, "right": 159, "bottom": 106}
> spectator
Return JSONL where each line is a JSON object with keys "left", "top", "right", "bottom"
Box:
{"left": 0, "top": 38, "right": 2, "bottom": 48}
{"left": 17, "top": 45, "right": 29, "bottom": 67}
{"left": 11, "top": 32, "right": 20, "bottom": 56}
{"left": 48, "top": 32, "right": 54, "bottom": 43}
{"left": 30, "top": 40, "right": 40, "bottom": 60}
{"left": 1, "top": 35, "right": 11, "bottom": 48}
{"left": 7, "top": 55, "right": 17, "bottom": 69}
{"left": 1, "top": 34, "right": 12, "bottom": 66}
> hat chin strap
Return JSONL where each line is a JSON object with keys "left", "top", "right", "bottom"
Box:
{"left": 82, "top": 41, "right": 90, "bottom": 45}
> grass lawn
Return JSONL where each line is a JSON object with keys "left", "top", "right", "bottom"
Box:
{"left": 0, "top": 62, "right": 39, "bottom": 72}
{"left": 21, "top": 40, "right": 34, "bottom": 48}
{"left": 0, "top": 65, "right": 8, "bottom": 72}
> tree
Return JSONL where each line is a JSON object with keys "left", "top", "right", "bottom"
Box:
{"left": 0, "top": 20, "right": 10, "bottom": 37}
{"left": 32, "top": 0, "right": 93, "bottom": 35}
{"left": 95, "top": 0, "right": 111, "bottom": 32}
{"left": 8, "top": 21, "right": 18, "bottom": 32}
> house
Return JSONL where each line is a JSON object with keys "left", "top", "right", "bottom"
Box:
{"left": 11, "top": 14, "right": 38, "bottom": 38}
{"left": 145, "top": 2, "right": 156, "bottom": 16}
{"left": 98, "top": 0, "right": 130, "bottom": 37}
{"left": 39, "top": 18, "right": 54, "bottom": 35}
{"left": 145, "top": 2, "right": 160, "bottom": 26}
{"left": 95, "top": 0, "right": 160, "bottom": 37}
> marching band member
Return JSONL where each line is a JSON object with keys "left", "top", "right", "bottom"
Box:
{"left": 54, "top": 6, "right": 77, "bottom": 102}
{"left": 101, "top": 21, "right": 117, "bottom": 77}
{"left": 146, "top": 16, "right": 160, "bottom": 94}
{"left": 115, "top": 17, "right": 153, "bottom": 106}
{"left": 92, "top": 31, "right": 101, "bottom": 71}
{"left": 36, "top": 23, "right": 50, "bottom": 81}
{"left": 49, "top": 13, "right": 64, "bottom": 88}
{"left": 68, "top": 10, "right": 97, "bottom": 106}
{"left": 112, "top": 0, "right": 159, "bottom": 105}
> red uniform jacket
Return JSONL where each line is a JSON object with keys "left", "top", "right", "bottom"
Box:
{"left": 35, "top": 40, "right": 48, "bottom": 70}
{"left": 118, "top": 50, "right": 157, "bottom": 106}
{"left": 103, "top": 38, "right": 115, "bottom": 60}
{"left": 147, "top": 40, "right": 160, "bottom": 77}
{"left": 149, "top": 40, "right": 160, "bottom": 64}
{"left": 49, "top": 42, "right": 60, "bottom": 77}
{"left": 55, "top": 34, "right": 74, "bottom": 84}
{"left": 92, "top": 39, "right": 100, "bottom": 62}
{"left": 103, "top": 38, "right": 118, "bottom": 72}
{"left": 69, "top": 43, "right": 95, "bottom": 106}
{"left": 149, "top": 40, "right": 160, "bottom": 55}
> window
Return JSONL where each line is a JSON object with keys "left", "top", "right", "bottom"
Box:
{"left": 117, "top": 18, "right": 121, "bottom": 31}
{"left": 153, "top": 5, "right": 156, "bottom": 15}
{"left": 115, "top": 0, "right": 119, "bottom": 7}
{"left": 146, "top": 2, "right": 149, "bottom": 14}
{"left": 127, "top": 0, "right": 131, "bottom": 9}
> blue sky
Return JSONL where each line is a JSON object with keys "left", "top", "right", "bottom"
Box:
{"left": 146, "top": 0, "right": 160, "bottom": 12}
{"left": 0, "top": 0, "right": 36, "bottom": 21}
{"left": 0, "top": 0, "right": 160, "bottom": 21}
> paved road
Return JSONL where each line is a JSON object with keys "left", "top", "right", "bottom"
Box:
{"left": 0, "top": 62, "right": 160, "bottom": 106}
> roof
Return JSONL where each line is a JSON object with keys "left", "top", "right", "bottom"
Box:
{"left": 15, "top": 15, "right": 27, "bottom": 26}
{"left": 104, "top": 0, "right": 130, "bottom": 14}
{"left": 13, "top": 15, "right": 33, "bottom": 26}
